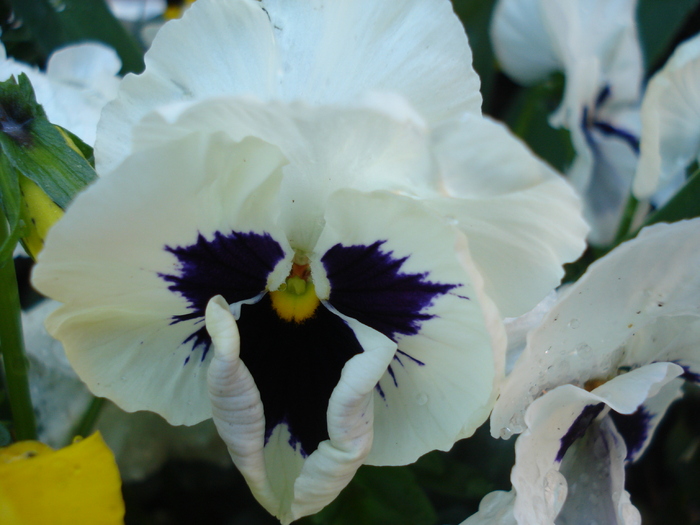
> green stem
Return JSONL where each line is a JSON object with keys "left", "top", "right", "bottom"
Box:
{"left": 612, "top": 193, "right": 639, "bottom": 247}
{"left": 0, "top": 209, "right": 36, "bottom": 441}
{"left": 65, "top": 396, "right": 105, "bottom": 446}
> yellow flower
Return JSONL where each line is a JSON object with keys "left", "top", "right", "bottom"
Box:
{"left": 0, "top": 432, "right": 125, "bottom": 525}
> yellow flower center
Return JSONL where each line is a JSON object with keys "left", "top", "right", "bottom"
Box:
{"left": 269, "top": 259, "right": 320, "bottom": 323}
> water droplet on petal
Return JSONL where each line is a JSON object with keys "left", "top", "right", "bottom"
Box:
{"left": 416, "top": 392, "right": 428, "bottom": 405}
{"left": 576, "top": 343, "right": 591, "bottom": 354}
{"left": 568, "top": 318, "right": 580, "bottom": 329}
{"left": 543, "top": 469, "right": 567, "bottom": 515}
{"left": 444, "top": 214, "right": 459, "bottom": 226}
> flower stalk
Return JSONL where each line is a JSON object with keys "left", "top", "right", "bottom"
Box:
{"left": 0, "top": 208, "right": 36, "bottom": 441}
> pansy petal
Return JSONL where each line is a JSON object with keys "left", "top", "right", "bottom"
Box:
{"left": 97, "top": 0, "right": 481, "bottom": 174}
{"left": 428, "top": 115, "right": 587, "bottom": 318}
{"left": 556, "top": 417, "right": 641, "bottom": 525}
{"left": 259, "top": 0, "right": 481, "bottom": 119}
{"left": 133, "top": 96, "right": 441, "bottom": 252}
{"left": 490, "top": 0, "right": 560, "bottom": 84}
{"left": 96, "top": 0, "right": 276, "bottom": 173}
{"left": 312, "top": 189, "right": 505, "bottom": 465}
{"left": 610, "top": 377, "right": 684, "bottom": 462}
{"left": 568, "top": 116, "right": 640, "bottom": 246}
{"left": 206, "top": 295, "right": 397, "bottom": 524}
{"left": 33, "top": 132, "right": 290, "bottom": 425}
{"left": 492, "top": 219, "right": 700, "bottom": 437}
{"left": 634, "top": 33, "right": 700, "bottom": 199}
{"left": 511, "top": 363, "right": 681, "bottom": 525}
{"left": 623, "top": 315, "right": 700, "bottom": 382}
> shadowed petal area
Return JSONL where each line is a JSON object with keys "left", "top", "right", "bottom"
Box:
{"left": 322, "top": 241, "right": 459, "bottom": 341}
{"left": 237, "top": 295, "right": 364, "bottom": 457}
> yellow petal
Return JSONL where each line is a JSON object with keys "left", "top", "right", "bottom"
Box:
{"left": 0, "top": 432, "right": 125, "bottom": 525}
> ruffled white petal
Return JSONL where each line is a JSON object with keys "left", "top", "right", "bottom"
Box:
{"left": 259, "top": 0, "right": 481, "bottom": 119}
{"left": 625, "top": 377, "right": 684, "bottom": 462}
{"left": 312, "top": 189, "right": 505, "bottom": 466}
{"left": 492, "top": 219, "right": 700, "bottom": 438}
{"left": 97, "top": 0, "right": 481, "bottom": 174}
{"left": 512, "top": 363, "right": 680, "bottom": 525}
{"left": 634, "top": 33, "right": 700, "bottom": 199}
{"left": 33, "top": 132, "right": 290, "bottom": 425}
{"left": 556, "top": 418, "right": 640, "bottom": 525}
{"left": 131, "top": 96, "right": 440, "bottom": 252}
{"left": 206, "top": 295, "right": 397, "bottom": 524}
{"left": 428, "top": 115, "right": 588, "bottom": 318}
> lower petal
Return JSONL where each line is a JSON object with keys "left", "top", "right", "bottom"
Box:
{"left": 313, "top": 189, "right": 505, "bottom": 465}
{"left": 205, "top": 296, "right": 396, "bottom": 523}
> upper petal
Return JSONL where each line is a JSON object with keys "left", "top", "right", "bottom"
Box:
{"left": 490, "top": 0, "right": 560, "bottom": 85}
{"left": 312, "top": 189, "right": 505, "bottom": 465}
{"left": 634, "top": 33, "right": 700, "bottom": 199}
{"left": 428, "top": 115, "right": 588, "bottom": 318}
{"left": 492, "top": 219, "right": 700, "bottom": 438}
{"left": 32, "top": 131, "right": 290, "bottom": 425}
{"left": 96, "top": 0, "right": 481, "bottom": 173}
{"left": 206, "top": 295, "right": 397, "bottom": 523}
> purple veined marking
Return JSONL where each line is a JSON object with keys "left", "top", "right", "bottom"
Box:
{"left": 609, "top": 407, "right": 652, "bottom": 461}
{"left": 161, "top": 234, "right": 464, "bottom": 455}
{"left": 556, "top": 403, "right": 606, "bottom": 463}
{"left": 322, "top": 240, "right": 462, "bottom": 399}
{"left": 159, "top": 230, "right": 286, "bottom": 363}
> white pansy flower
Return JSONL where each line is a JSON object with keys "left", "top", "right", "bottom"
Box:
{"left": 491, "top": 0, "right": 643, "bottom": 245}
{"left": 468, "top": 219, "right": 700, "bottom": 525}
{"left": 634, "top": 33, "right": 700, "bottom": 203}
{"left": 0, "top": 43, "right": 121, "bottom": 145}
{"left": 32, "top": 0, "right": 587, "bottom": 522}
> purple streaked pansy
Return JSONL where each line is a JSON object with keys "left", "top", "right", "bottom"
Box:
{"left": 32, "top": 0, "right": 588, "bottom": 521}
{"left": 490, "top": 0, "right": 643, "bottom": 245}
{"left": 476, "top": 219, "right": 700, "bottom": 525}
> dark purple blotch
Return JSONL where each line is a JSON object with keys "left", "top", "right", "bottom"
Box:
{"left": 159, "top": 231, "right": 285, "bottom": 359}
{"left": 676, "top": 362, "right": 700, "bottom": 383}
{"left": 237, "top": 295, "right": 364, "bottom": 458}
{"left": 609, "top": 407, "right": 652, "bottom": 461}
{"left": 556, "top": 403, "right": 606, "bottom": 462}
{"left": 322, "top": 240, "right": 461, "bottom": 342}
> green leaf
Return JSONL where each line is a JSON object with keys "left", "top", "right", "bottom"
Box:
{"left": 5, "top": 0, "right": 144, "bottom": 74}
{"left": 452, "top": 0, "right": 498, "bottom": 113}
{"left": 0, "top": 153, "right": 22, "bottom": 261}
{"left": 638, "top": 0, "right": 700, "bottom": 73}
{"left": 641, "top": 168, "right": 700, "bottom": 228}
{"left": 304, "top": 466, "right": 437, "bottom": 525}
{"left": 0, "top": 73, "right": 96, "bottom": 210}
